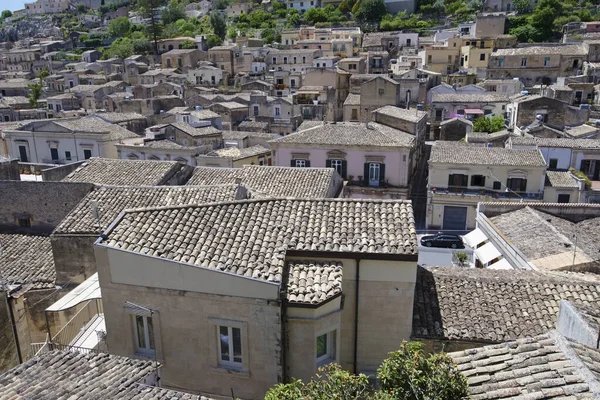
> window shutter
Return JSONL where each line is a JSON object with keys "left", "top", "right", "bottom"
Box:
{"left": 521, "top": 179, "right": 527, "bottom": 192}
{"left": 448, "top": 174, "right": 454, "bottom": 186}
{"left": 481, "top": 176, "right": 486, "bottom": 187}
{"left": 291, "top": 159, "right": 296, "bottom": 167}
{"left": 506, "top": 178, "right": 511, "bottom": 191}
{"left": 364, "top": 163, "right": 369, "bottom": 185}
{"left": 379, "top": 163, "right": 386, "bottom": 184}
{"left": 341, "top": 160, "right": 347, "bottom": 179}
{"left": 326, "top": 159, "right": 332, "bottom": 168}
{"left": 305, "top": 160, "right": 311, "bottom": 167}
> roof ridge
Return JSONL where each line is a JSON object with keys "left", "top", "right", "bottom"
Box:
{"left": 549, "top": 330, "right": 600, "bottom": 393}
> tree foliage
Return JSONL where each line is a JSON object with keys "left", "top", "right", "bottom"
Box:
{"left": 180, "top": 39, "right": 196, "bottom": 49}
{"left": 265, "top": 342, "right": 468, "bottom": 400}
{"left": 214, "top": 0, "right": 229, "bottom": 9}
{"left": 210, "top": 11, "right": 227, "bottom": 40}
{"left": 338, "top": 0, "right": 357, "bottom": 13}
{"left": 286, "top": 9, "right": 301, "bottom": 26}
{"left": 206, "top": 34, "right": 223, "bottom": 48}
{"left": 377, "top": 341, "right": 469, "bottom": 400}
{"left": 108, "top": 16, "right": 132, "bottom": 37}
{"left": 353, "top": 0, "right": 388, "bottom": 23}
{"left": 513, "top": 0, "right": 531, "bottom": 14}
{"left": 104, "top": 37, "right": 135, "bottom": 59}
{"left": 162, "top": 0, "right": 186, "bottom": 24}
{"left": 28, "top": 83, "right": 43, "bottom": 108}
{"left": 380, "top": 11, "right": 434, "bottom": 31}
{"left": 472, "top": 115, "right": 506, "bottom": 133}
{"left": 1, "top": 10, "right": 13, "bottom": 21}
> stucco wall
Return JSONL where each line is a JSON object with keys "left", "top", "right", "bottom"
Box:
{"left": 95, "top": 245, "right": 282, "bottom": 399}
{"left": 273, "top": 146, "right": 410, "bottom": 187}
{"left": 51, "top": 235, "right": 98, "bottom": 286}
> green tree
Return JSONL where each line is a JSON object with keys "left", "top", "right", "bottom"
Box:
{"left": 261, "top": 27, "right": 280, "bottom": 44}
{"left": 272, "top": 0, "right": 286, "bottom": 10}
{"left": 104, "top": 37, "right": 135, "bottom": 59}
{"left": 28, "top": 83, "right": 43, "bottom": 108}
{"left": 339, "top": 0, "right": 357, "bottom": 12}
{"left": 248, "top": 9, "right": 273, "bottom": 28}
{"left": 210, "top": 11, "right": 227, "bottom": 40}
{"left": 265, "top": 364, "right": 373, "bottom": 400}
{"left": 137, "top": 0, "right": 167, "bottom": 55}
{"left": 180, "top": 39, "right": 196, "bottom": 49}
{"left": 377, "top": 341, "right": 469, "bottom": 400}
{"left": 530, "top": 0, "right": 563, "bottom": 41}
{"left": 1, "top": 10, "right": 13, "bottom": 21}
{"left": 351, "top": 0, "right": 361, "bottom": 14}
{"left": 354, "top": 0, "right": 387, "bottom": 23}
{"left": 286, "top": 8, "right": 300, "bottom": 26}
{"left": 162, "top": 0, "right": 186, "bottom": 24}
{"left": 38, "top": 68, "right": 50, "bottom": 82}
{"left": 472, "top": 115, "right": 506, "bottom": 133}
{"left": 133, "top": 38, "right": 153, "bottom": 54}
{"left": 108, "top": 16, "right": 132, "bottom": 38}
{"left": 513, "top": 0, "right": 531, "bottom": 14}
{"left": 206, "top": 34, "right": 223, "bottom": 48}
{"left": 304, "top": 7, "right": 330, "bottom": 24}
{"left": 215, "top": 0, "right": 229, "bottom": 9}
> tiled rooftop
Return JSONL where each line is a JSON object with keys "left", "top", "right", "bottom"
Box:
{"left": 61, "top": 158, "right": 184, "bottom": 186}
{"left": 413, "top": 266, "right": 600, "bottom": 342}
{"left": 430, "top": 141, "right": 546, "bottom": 166}
{"left": 432, "top": 93, "right": 510, "bottom": 103}
{"left": 100, "top": 198, "right": 417, "bottom": 284}
{"left": 0, "top": 234, "right": 55, "bottom": 289}
{"left": 492, "top": 44, "right": 587, "bottom": 56}
{"left": 546, "top": 171, "right": 579, "bottom": 188}
{"left": 511, "top": 137, "right": 600, "bottom": 149}
{"left": 269, "top": 122, "right": 414, "bottom": 148}
{"left": 203, "top": 144, "right": 271, "bottom": 160}
{"left": 0, "top": 350, "right": 210, "bottom": 399}
{"left": 449, "top": 331, "right": 600, "bottom": 400}
{"left": 186, "top": 165, "right": 342, "bottom": 198}
{"left": 373, "top": 105, "right": 427, "bottom": 123}
{"left": 170, "top": 122, "right": 221, "bottom": 137}
{"left": 54, "top": 184, "right": 246, "bottom": 235}
{"left": 286, "top": 260, "right": 342, "bottom": 305}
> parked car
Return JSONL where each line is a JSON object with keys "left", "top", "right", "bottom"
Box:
{"left": 420, "top": 233, "right": 464, "bottom": 249}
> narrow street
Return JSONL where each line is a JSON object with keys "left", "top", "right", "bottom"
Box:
{"left": 410, "top": 143, "right": 431, "bottom": 231}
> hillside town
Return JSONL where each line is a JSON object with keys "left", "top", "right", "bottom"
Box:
{"left": 1, "top": 0, "right": 600, "bottom": 398}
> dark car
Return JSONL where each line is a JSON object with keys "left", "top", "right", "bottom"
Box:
{"left": 420, "top": 233, "right": 464, "bottom": 249}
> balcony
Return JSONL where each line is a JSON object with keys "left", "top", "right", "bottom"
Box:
{"left": 31, "top": 273, "right": 106, "bottom": 357}
{"left": 41, "top": 158, "right": 70, "bottom": 165}
{"left": 430, "top": 186, "right": 544, "bottom": 201}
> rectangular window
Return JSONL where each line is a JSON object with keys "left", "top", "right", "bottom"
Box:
{"left": 557, "top": 194, "right": 570, "bottom": 203}
{"left": 83, "top": 149, "right": 92, "bottom": 159}
{"left": 294, "top": 159, "right": 307, "bottom": 167}
{"left": 219, "top": 325, "right": 242, "bottom": 367}
{"left": 65, "top": 151, "right": 71, "bottom": 161}
{"left": 253, "top": 105, "right": 259, "bottom": 116}
{"left": 50, "top": 148, "right": 59, "bottom": 161}
{"left": 498, "top": 58, "right": 504, "bottom": 67}
{"left": 427, "top": 55, "right": 432, "bottom": 64}
{"left": 448, "top": 174, "right": 468, "bottom": 189}
{"left": 316, "top": 330, "right": 336, "bottom": 365}
{"left": 18, "top": 145, "right": 28, "bottom": 162}
{"left": 470, "top": 175, "right": 485, "bottom": 187}
{"left": 521, "top": 57, "right": 527, "bottom": 67}
{"left": 368, "top": 163, "right": 380, "bottom": 186}
{"left": 479, "top": 53, "right": 485, "bottom": 61}
{"left": 378, "top": 88, "right": 384, "bottom": 95}
{"left": 329, "top": 159, "right": 346, "bottom": 179}
{"left": 549, "top": 158, "right": 558, "bottom": 169}
{"left": 506, "top": 178, "right": 527, "bottom": 193}
{"left": 17, "top": 216, "right": 31, "bottom": 228}
{"left": 544, "top": 57, "right": 550, "bottom": 67}
{"left": 291, "top": 79, "right": 296, "bottom": 88}
{"left": 133, "top": 315, "right": 155, "bottom": 355}
{"left": 275, "top": 107, "right": 280, "bottom": 116}
{"left": 493, "top": 181, "right": 501, "bottom": 190}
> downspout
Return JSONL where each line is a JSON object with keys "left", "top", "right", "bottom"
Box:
{"left": 5, "top": 293, "right": 23, "bottom": 363}
{"left": 353, "top": 257, "right": 360, "bottom": 375}
{"left": 280, "top": 261, "right": 290, "bottom": 383}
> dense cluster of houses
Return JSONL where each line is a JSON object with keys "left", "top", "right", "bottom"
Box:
{"left": 1, "top": 4, "right": 600, "bottom": 400}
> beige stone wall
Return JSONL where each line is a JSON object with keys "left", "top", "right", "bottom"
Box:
{"left": 285, "top": 256, "right": 417, "bottom": 376}
{"left": 95, "top": 246, "right": 282, "bottom": 400}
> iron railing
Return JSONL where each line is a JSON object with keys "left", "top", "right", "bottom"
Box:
{"left": 52, "top": 300, "right": 102, "bottom": 347}
{"left": 430, "top": 186, "right": 544, "bottom": 200}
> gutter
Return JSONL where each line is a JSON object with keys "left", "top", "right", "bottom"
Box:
{"left": 4, "top": 291, "right": 22, "bottom": 364}
{"left": 353, "top": 257, "right": 360, "bottom": 375}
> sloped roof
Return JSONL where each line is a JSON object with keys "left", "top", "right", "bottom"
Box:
{"left": 61, "top": 158, "right": 183, "bottom": 186}
{"left": 413, "top": 266, "right": 600, "bottom": 342}
{"left": 430, "top": 141, "right": 545, "bottom": 166}
{"left": 269, "top": 122, "right": 414, "bottom": 148}
{"left": 203, "top": 144, "right": 271, "bottom": 160}
{"left": 546, "top": 171, "right": 579, "bottom": 188}
{"left": 186, "top": 165, "right": 341, "bottom": 198}
{"left": 0, "top": 350, "right": 211, "bottom": 399}
{"left": 450, "top": 331, "right": 600, "bottom": 399}
{"left": 286, "top": 260, "right": 342, "bottom": 305}
{"left": 100, "top": 199, "right": 417, "bottom": 285}
{"left": 0, "top": 234, "right": 55, "bottom": 289}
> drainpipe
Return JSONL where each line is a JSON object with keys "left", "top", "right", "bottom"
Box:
{"left": 280, "top": 261, "right": 290, "bottom": 383}
{"left": 353, "top": 257, "right": 361, "bottom": 375}
{"left": 5, "top": 292, "right": 23, "bottom": 363}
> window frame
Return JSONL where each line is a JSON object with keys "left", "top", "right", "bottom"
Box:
{"left": 294, "top": 159, "right": 307, "bottom": 167}
{"left": 218, "top": 325, "right": 243, "bottom": 369}
{"left": 316, "top": 329, "right": 337, "bottom": 366}
{"left": 132, "top": 314, "right": 155, "bottom": 357}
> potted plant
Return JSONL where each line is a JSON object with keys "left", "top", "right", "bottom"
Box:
{"left": 455, "top": 251, "right": 468, "bottom": 266}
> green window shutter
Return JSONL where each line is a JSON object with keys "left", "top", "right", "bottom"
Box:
{"left": 448, "top": 174, "right": 454, "bottom": 186}
{"left": 506, "top": 178, "right": 512, "bottom": 191}
{"left": 341, "top": 160, "right": 347, "bottom": 179}
{"left": 521, "top": 179, "right": 527, "bottom": 192}
{"left": 291, "top": 159, "right": 296, "bottom": 167}
{"left": 364, "top": 163, "right": 369, "bottom": 185}
{"left": 326, "top": 159, "right": 332, "bottom": 168}
{"left": 379, "top": 163, "right": 386, "bottom": 184}
{"left": 305, "top": 160, "right": 311, "bottom": 167}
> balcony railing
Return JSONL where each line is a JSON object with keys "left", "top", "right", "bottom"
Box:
{"left": 430, "top": 186, "right": 544, "bottom": 200}
{"left": 41, "top": 158, "right": 70, "bottom": 165}
{"left": 52, "top": 299, "right": 103, "bottom": 348}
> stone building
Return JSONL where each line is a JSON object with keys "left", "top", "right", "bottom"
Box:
{"left": 94, "top": 198, "right": 418, "bottom": 399}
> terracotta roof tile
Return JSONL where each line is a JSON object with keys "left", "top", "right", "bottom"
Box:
{"left": 0, "top": 234, "right": 55, "bottom": 289}
{"left": 286, "top": 260, "right": 342, "bottom": 304}
{"left": 430, "top": 141, "right": 546, "bottom": 166}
